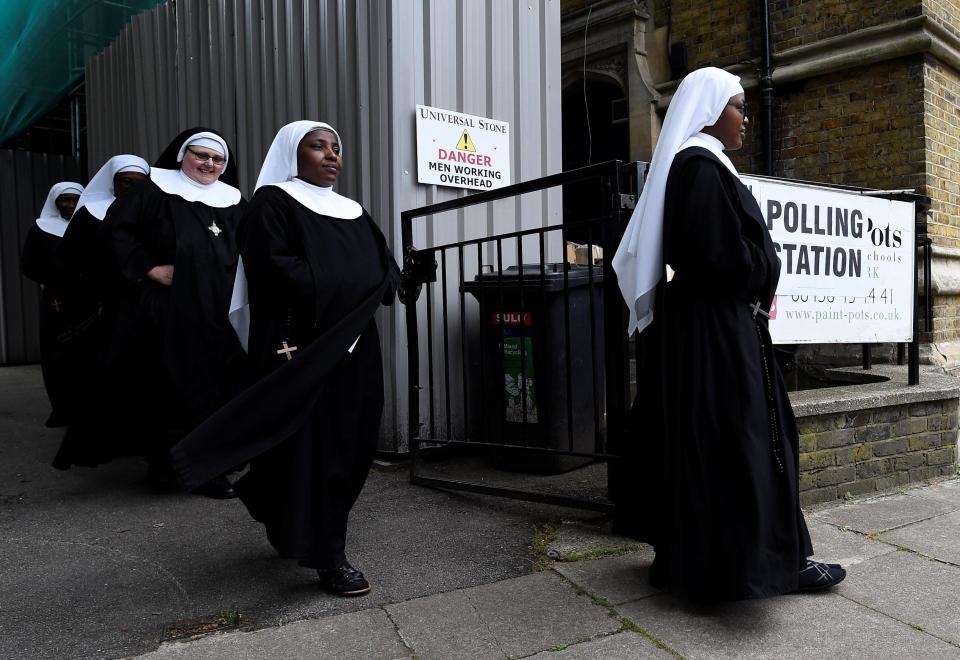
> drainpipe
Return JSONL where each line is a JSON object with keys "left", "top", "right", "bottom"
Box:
{"left": 759, "top": 0, "right": 774, "bottom": 175}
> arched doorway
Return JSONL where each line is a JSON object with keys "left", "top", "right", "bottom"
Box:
{"left": 561, "top": 77, "right": 629, "bottom": 245}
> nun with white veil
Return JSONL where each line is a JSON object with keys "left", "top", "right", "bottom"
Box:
{"left": 171, "top": 120, "right": 400, "bottom": 597}
{"left": 59, "top": 154, "right": 149, "bottom": 297}
{"left": 51, "top": 155, "right": 148, "bottom": 470}
{"left": 611, "top": 67, "right": 845, "bottom": 600}
{"left": 97, "top": 127, "right": 246, "bottom": 496}
{"left": 21, "top": 181, "right": 84, "bottom": 427}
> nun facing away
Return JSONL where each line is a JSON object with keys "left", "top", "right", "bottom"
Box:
{"left": 21, "top": 181, "right": 85, "bottom": 427}
{"left": 100, "top": 128, "right": 246, "bottom": 497}
{"left": 611, "top": 67, "right": 845, "bottom": 600}
{"left": 51, "top": 155, "right": 149, "bottom": 470}
{"left": 171, "top": 121, "right": 400, "bottom": 597}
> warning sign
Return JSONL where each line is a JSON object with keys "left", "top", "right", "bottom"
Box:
{"left": 415, "top": 104, "right": 511, "bottom": 191}
{"left": 456, "top": 130, "right": 476, "bottom": 152}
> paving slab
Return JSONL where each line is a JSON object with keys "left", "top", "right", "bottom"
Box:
{"left": 806, "top": 519, "right": 897, "bottom": 568}
{"left": 878, "top": 510, "right": 960, "bottom": 565}
{"left": 0, "top": 366, "right": 600, "bottom": 659}
{"left": 617, "top": 591, "right": 958, "bottom": 659}
{"left": 810, "top": 493, "right": 957, "bottom": 534}
{"left": 545, "top": 519, "right": 642, "bottom": 561}
{"left": 133, "top": 608, "right": 410, "bottom": 659}
{"left": 912, "top": 478, "right": 960, "bottom": 508}
{"left": 837, "top": 550, "right": 960, "bottom": 646}
{"left": 553, "top": 549, "right": 659, "bottom": 606}
{"left": 384, "top": 572, "right": 619, "bottom": 660}
{"left": 526, "top": 631, "right": 672, "bottom": 659}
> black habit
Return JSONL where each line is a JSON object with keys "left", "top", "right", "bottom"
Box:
{"left": 87, "top": 179, "right": 247, "bottom": 462}
{"left": 171, "top": 185, "right": 399, "bottom": 569}
{"left": 50, "top": 206, "right": 126, "bottom": 467}
{"left": 21, "top": 224, "right": 82, "bottom": 426}
{"left": 614, "top": 147, "right": 813, "bottom": 600}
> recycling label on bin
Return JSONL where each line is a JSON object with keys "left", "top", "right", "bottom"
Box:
{"left": 502, "top": 335, "right": 537, "bottom": 423}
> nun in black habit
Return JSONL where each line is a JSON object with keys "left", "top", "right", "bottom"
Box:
{"left": 51, "top": 155, "right": 149, "bottom": 469}
{"left": 99, "top": 128, "right": 247, "bottom": 497}
{"left": 171, "top": 120, "right": 400, "bottom": 596}
{"left": 611, "top": 67, "right": 845, "bottom": 600}
{"left": 21, "top": 181, "right": 85, "bottom": 427}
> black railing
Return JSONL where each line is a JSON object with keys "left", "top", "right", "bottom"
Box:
{"left": 400, "top": 165, "right": 931, "bottom": 511}
{"left": 400, "top": 160, "right": 642, "bottom": 511}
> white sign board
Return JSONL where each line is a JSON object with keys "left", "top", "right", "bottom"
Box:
{"left": 415, "top": 105, "right": 510, "bottom": 191}
{"left": 741, "top": 176, "right": 915, "bottom": 344}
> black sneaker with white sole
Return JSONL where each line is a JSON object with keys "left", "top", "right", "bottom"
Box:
{"left": 317, "top": 561, "right": 371, "bottom": 597}
{"left": 796, "top": 559, "right": 846, "bottom": 592}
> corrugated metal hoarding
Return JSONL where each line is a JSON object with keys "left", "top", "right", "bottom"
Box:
{"left": 85, "top": 0, "right": 562, "bottom": 450}
{"left": 0, "top": 151, "right": 82, "bottom": 365}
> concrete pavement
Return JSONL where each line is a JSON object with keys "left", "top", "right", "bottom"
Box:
{"left": 2, "top": 365, "right": 959, "bottom": 659}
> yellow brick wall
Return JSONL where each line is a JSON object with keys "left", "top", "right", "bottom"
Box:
{"left": 651, "top": 1, "right": 755, "bottom": 69}
{"left": 769, "top": 1, "right": 919, "bottom": 49}
{"left": 924, "top": 55, "right": 960, "bottom": 250}
{"left": 776, "top": 59, "right": 926, "bottom": 189}
{"left": 923, "top": 0, "right": 960, "bottom": 38}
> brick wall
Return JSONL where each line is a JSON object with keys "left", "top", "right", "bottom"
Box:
{"left": 931, "top": 294, "right": 960, "bottom": 344}
{"left": 797, "top": 398, "right": 958, "bottom": 506}
{"left": 775, "top": 59, "right": 926, "bottom": 188}
{"left": 769, "top": 1, "right": 919, "bottom": 49}
{"left": 924, "top": 56, "right": 960, "bottom": 250}
{"left": 651, "top": 0, "right": 754, "bottom": 69}
{"left": 924, "top": 0, "right": 960, "bottom": 38}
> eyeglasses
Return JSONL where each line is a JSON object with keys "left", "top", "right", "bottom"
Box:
{"left": 187, "top": 148, "right": 226, "bottom": 165}
{"left": 728, "top": 101, "right": 748, "bottom": 116}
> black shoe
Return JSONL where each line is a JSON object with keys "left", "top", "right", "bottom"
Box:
{"left": 648, "top": 556, "right": 669, "bottom": 590}
{"left": 147, "top": 460, "right": 176, "bottom": 491}
{"left": 191, "top": 475, "right": 237, "bottom": 499}
{"left": 44, "top": 411, "right": 69, "bottom": 428}
{"left": 796, "top": 559, "right": 846, "bottom": 592}
{"left": 317, "top": 561, "right": 371, "bottom": 597}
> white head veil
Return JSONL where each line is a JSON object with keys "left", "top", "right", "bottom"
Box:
{"left": 230, "top": 120, "right": 365, "bottom": 351}
{"left": 76, "top": 154, "right": 150, "bottom": 220}
{"left": 254, "top": 120, "right": 362, "bottom": 219}
{"left": 150, "top": 130, "right": 241, "bottom": 207}
{"left": 176, "top": 131, "right": 229, "bottom": 167}
{"left": 611, "top": 66, "right": 744, "bottom": 336}
{"left": 35, "top": 181, "right": 85, "bottom": 237}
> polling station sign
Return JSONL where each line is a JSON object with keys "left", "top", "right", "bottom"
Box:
{"left": 415, "top": 105, "right": 510, "bottom": 191}
{"left": 741, "top": 176, "right": 915, "bottom": 344}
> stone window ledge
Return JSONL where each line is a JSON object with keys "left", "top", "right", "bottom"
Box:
{"left": 790, "top": 364, "right": 960, "bottom": 417}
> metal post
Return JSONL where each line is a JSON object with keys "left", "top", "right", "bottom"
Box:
{"left": 909, "top": 201, "right": 931, "bottom": 386}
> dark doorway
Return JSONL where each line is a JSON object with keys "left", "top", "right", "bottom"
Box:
{"left": 562, "top": 78, "right": 629, "bottom": 246}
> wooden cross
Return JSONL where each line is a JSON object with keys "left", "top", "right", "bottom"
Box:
{"left": 750, "top": 300, "right": 770, "bottom": 319}
{"left": 276, "top": 340, "right": 298, "bottom": 361}
{"left": 50, "top": 299, "right": 62, "bottom": 313}
{"left": 208, "top": 221, "right": 221, "bottom": 237}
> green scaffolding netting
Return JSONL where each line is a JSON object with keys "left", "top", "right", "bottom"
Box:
{"left": 0, "top": 0, "right": 164, "bottom": 145}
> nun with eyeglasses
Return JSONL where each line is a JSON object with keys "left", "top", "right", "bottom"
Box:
{"left": 611, "top": 67, "right": 845, "bottom": 600}
{"left": 171, "top": 120, "right": 401, "bottom": 597}
{"left": 21, "top": 181, "right": 85, "bottom": 427}
{"left": 99, "top": 128, "right": 247, "bottom": 498}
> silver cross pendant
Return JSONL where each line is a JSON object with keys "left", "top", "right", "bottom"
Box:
{"left": 208, "top": 221, "right": 221, "bottom": 237}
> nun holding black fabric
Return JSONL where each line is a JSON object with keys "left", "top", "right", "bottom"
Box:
{"left": 171, "top": 120, "right": 400, "bottom": 597}
{"left": 611, "top": 67, "right": 846, "bottom": 600}
{"left": 21, "top": 181, "right": 85, "bottom": 427}
{"left": 99, "top": 128, "right": 246, "bottom": 497}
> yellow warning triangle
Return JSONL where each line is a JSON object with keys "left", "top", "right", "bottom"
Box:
{"left": 456, "top": 130, "right": 477, "bottom": 152}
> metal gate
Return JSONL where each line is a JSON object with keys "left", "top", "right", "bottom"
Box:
{"left": 400, "top": 160, "right": 645, "bottom": 511}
